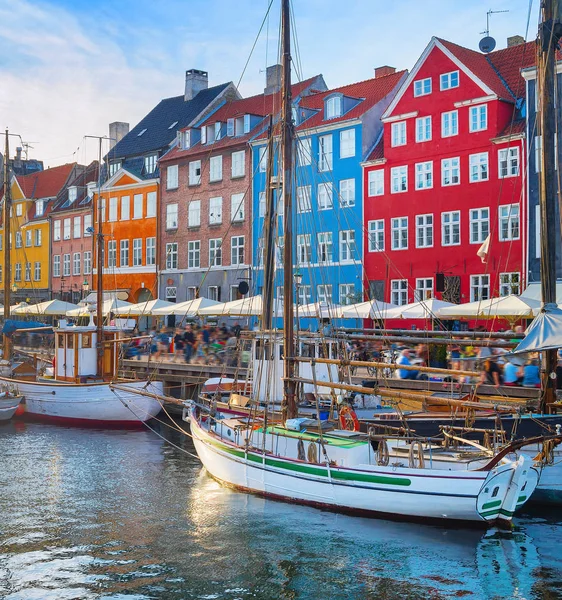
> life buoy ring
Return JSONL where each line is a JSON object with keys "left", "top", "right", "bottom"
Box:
{"left": 339, "top": 405, "right": 360, "bottom": 431}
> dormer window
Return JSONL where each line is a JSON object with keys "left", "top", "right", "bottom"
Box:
{"left": 292, "top": 106, "right": 299, "bottom": 126}
{"left": 214, "top": 122, "right": 222, "bottom": 141}
{"left": 68, "top": 187, "right": 77, "bottom": 203}
{"left": 227, "top": 118, "right": 235, "bottom": 137}
{"left": 35, "top": 200, "right": 45, "bottom": 216}
{"left": 235, "top": 116, "right": 244, "bottom": 136}
{"left": 201, "top": 126, "right": 207, "bottom": 145}
{"left": 181, "top": 130, "right": 191, "bottom": 149}
{"left": 144, "top": 154, "right": 157, "bottom": 174}
{"left": 325, "top": 95, "right": 342, "bottom": 119}
{"left": 87, "top": 182, "right": 96, "bottom": 198}
{"left": 243, "top": 114, "right": 251, "bottom": 134}
{"left": 109, "top": 161, "right": 121, "bottom": 177}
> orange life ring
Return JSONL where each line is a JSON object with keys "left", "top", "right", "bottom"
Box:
{"left": 339, "top": 405, "right": 360, "bottom": 431}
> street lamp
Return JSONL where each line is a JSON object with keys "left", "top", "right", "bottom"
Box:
{"left": 11, "top": 284, "right": 17, "bottom": 294}
{"left": 82, "top": 279, "right": 90, "bottom": 297}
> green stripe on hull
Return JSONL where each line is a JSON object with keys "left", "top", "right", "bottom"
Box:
{"left": 479, "top": 507, "right": 515, "bottom": 519}
{"left": 482, "top": 500, "right": 502, "bottom": 510}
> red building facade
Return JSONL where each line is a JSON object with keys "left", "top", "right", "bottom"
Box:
{"left": 363, "top": 37, "right": 532, "bottom": 309}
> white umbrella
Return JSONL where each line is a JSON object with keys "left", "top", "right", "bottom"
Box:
{"left": 112, "top": 298, "right": 176, "bottom": 316}
{"left": 385, "top": 298, "right": 455, "bottom": 319}
{"left": 66, "top": 298, "right": 133, "bottom": 317}
{"left": 297, "top": 302, "right": 343, "bottom": 319}
{"left": 439, "top": 295, "right": 542, "bottom": 320}
{"left": 152, "top": 297, "right": 222, "bottom": 317}
{"left": 341, "top": 299, "right": 398, "bottom": 319}
{"left": 12, "top": 299, "right": 79, "bottom": 316}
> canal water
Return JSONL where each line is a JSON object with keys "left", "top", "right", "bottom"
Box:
{"left": 1, "top": 419, "right": 561, "bottom": 600}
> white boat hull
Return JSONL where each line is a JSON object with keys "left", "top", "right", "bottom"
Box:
{"left": 0, "top": 396, "right": 22, "bottom": 422}
{"left": 189, "top": 411, "right": 537, "bottom": 525}
{"left": 0, "top": 377, "right": 163, "bottom": 425}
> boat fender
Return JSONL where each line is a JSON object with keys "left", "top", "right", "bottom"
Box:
{"left": 376, "top": 439, "right": 389, "bottom": 466}
{"left": 339, "top": 405, "right": 360, "bottom": 431}
{"left": 408, "top": 441, "right": 425, "bottom": 469}
{"left": 307, "top": 442, "right": 318, "bottom": 463}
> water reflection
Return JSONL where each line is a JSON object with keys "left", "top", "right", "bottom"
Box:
{"left": 0, "top": 419, "right": 560, "bottom": 599}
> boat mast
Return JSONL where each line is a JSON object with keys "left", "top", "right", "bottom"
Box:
{"left": 280, "top": 0, "right": 297, "bottom": 420}
{"left": 2, "top": 130, "right": 12, "bottom": 362}
{"left": 261, "top": 116, "right": 276, "bottom": 331}
{"left": 537, "top": 0, "right": 562, "bottom": 412}
{"left": 96, "top": 136, "right": 104, "bottom": 377}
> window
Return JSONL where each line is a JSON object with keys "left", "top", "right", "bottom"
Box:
{"left": 231, "top": 193, "right": 245, "bottom": 222}
{"left": 146, "top": 238, "right": 156, "bottom": 266}
{"left": 317, "top": 232, "right": 333, "bottom": 263}
{"left": 214, "top": 122, "right": 222, "bottom": 141}
{"left": 259, "top": 146, "right": 268, "bottom": 172}
{"left": 210, "top": 156, "right": 222, "bottom": 182}
{"left": 25, "top": 230, "right": 32, "bottom": 247}
{"left": 107, "top": 241, "right": 116, "bottom": 268}
{"left": 243, "top": 114, "right": 251, "bottom": 133}
{"left": 297, "top": 138, "right": 312, "bottom": 165}
{"left": 189, "top": 160, "right": 202, "bottom": 185}
{"left": 120, "top": 240, "right": 129, "bottom": 267}
{"left": 391, "top": 280, "right": 408, "bottom": 305}
{"left": 231, "top": 236, "right": 245, "bottom": 265}
{"left": 440, "top": 71, "right": 459, "bottom": 90}
{"left": 339, "top": 179, "right": 355, "bottom": 207}
{"left": 535, "top": 136, "right": 542, "bottom": 173}
{"left": 317, "top": 285, "right": 333, "bottom": 304}
{"left": 415, "top": 162, "right": 433, "bottom": 190}
{"left": 415, "top": 278, "right": 433, "bottom": 301}
{"left": 108, "top": 197, "right": 118, "bottom": 221}
{"left": 391, "top": 217, "right": 408, "bottom": 250}
{"left": 499, "top": 204, "right": 520, "bottom": 241}
{"left": 414, "top": 77, "right": 432, "bottom": 97}
{"left": 83, "top": 251, "right": 92, "bottom": 275}
{"left": 53, "top": 220, "right": 61, "bottom": 241}
{"left": 339, "top": 230, "right": 356, "bottom": 262}
{"left": 166, "top": 287, "right": 177, "bottom": 301}
{"left": 470, "top": 274, "right": 490, "bottom": 302}
{"left": 339, "top": 284, "right": 355, "bottom": 306}
{"left": 15, "top": 232, "right": 22, "bottom": 248}
{"left": 500, "top": 272, "right": 520, "bottom": 296}
{"left": 15, "top": 203, "right": 22, "bottom": 217}
{"left": 63, "top": 254, "right": 71, "bottom": 276}
{"left": 207, "top": 286, "right": 220, "bottom": 302}
{"left": 469, "top": 105, "right": 487, "bottom": 132}
{"left": 72, "top": 216, "right": 81, "bottom": 239}
{"left": 100, "top": 198, "right": 106, "bottom": 222}
{"left": 34, "top": 261, "right": 41, "bottom": 282}
{"left": 229, "top": 285, "right": 241, "bottom": 301}
{"left": 297, "top": 234, "right": 311, "bottom": 264}
{"left": 391, "top": 166, "right": 408, "bottom": 193}
{"left": 442, "top": 211, "right": 461, "bottom": 246}
{"left": 368, "top": 170, "right": 384, "bottom": 196}
{"left": 227, "top": 118, "right": 234, "bottom": 137}
{"left": 133, "top": 194, "right": 143, "bottom": 219}
{"left": 14, "top": 263, "right": 21, "bottom": 282}
{"left": 63, "top": 218, "right": 71, "bottom": 240}
{"left": 73, "top": 252, "right": 81, "bottom": 275}
{"left": 167, "top": 165, "right": 179, "bottom": 189}
{"left": 109, "top": 161, "right": 121, "bottom": 176}
{"left": 368, "top": 220, "right": 384, "bottom": 252}
{"left": 166, "top": 204, "right": 178, "bottom": 229}
{"left": 340, "top": 129, "right": 355, "bottom": 158}
{"left": 316, "top": 183, "right": 331, "bottom": 211}
{"left": 231, "top": 151, "right": 245, "bottom": 178}
{"left": 201, "top": 126, "right": 207, "bottom": 145}
{"left": 133, "top": 239, "right": 142, "bottom": 266}
{"left": 167, "top": 242, "right": 179, "bottom": 269}
{"left": 470, "top": 208, "right": 489, "bottom": 244}
{"left": 209, "top": 197, "right": 223, "bottom": 224}
{"left": 53, "top": 255, "right": 60, "bottom": 277}
{"left": 297, "top": 285, "right": 312, "bottom": 306}
{"left": 416, "top": 116, "right": 432, "bottom": 142}
{"left": 498, "top": 147, "right": 520, "bottom": 178}
{"left": 441, "top": 110, "right": 458, "bottom": 137}
{"left": 120, "top": 196, "right": 130, "bottom": 221}
{"left": 297, "top": 185, "right": 312, "bottom": 213}
{"left": 442, "top": 157, "right": 460, "bottom": 186}
{"left": 318, "top": 134, "right": 333, "bottom": 172}
{"left": 35, "top": 200, "right": 45, "bottom": 216}
{"left": 209, "top": 239, "right": 222, "bottom": 267}
{"left": 144, "top": 154, "right": 157, "bottom": 174}
{"left": 34, "top": 229, "right": 41, "bottom": 246}
{"left": 469, "top": 153, "right": 489, "bottom": 182}
{"left": 258, "top": 192, "right": 266, "bottom": 218}
{"left": 416, "top": 214, "right": 433, "bottom": 248}
{"left": 84, "top": 214, "right": 92, "bottom": 235}
{"left": 391, "top": 121, "right": 406, "bottom": 147}
{"left": 326, "top": 95, "right": 342, "bottom": 119}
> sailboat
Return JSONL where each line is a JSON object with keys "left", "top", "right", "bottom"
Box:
{"left": 0, "top": 132, "right": 162, "bottom": 426}
{"left": 186, "top": 0, "right": 542, "bottom": 525}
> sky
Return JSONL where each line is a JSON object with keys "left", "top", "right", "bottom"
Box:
{"left": 0, "top": 0, "right": 539, "bottom": 168}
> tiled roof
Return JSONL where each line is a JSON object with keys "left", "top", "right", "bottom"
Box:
{"left": 487, "top": 41, "right": 537, "bottom": 100}
{"left": 366, "top": 135, "right": 384, "bottom": 162}
{"left": 17, "top": 163, "right": 76, "bottom": 199}
{"left": 496, "top": 118, "right": 526, "bottom": 139}
{"left": 107, "top": 82, "right": 232, "bottom": 161}
{"left": 52, "top": 161, "right": 99, "bottom": 214}
{"left": 296, "top": 70, "right": 406, "bottom": 131}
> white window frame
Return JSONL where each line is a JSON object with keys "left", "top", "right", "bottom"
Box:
{"left": 188, "top": 200, "right": 201, "bottom": 227}
{"left": 469, "top": 152, "right": 489, "bottom": 182}
{"left": 368, "top": 170, "right": 384, "bottom": 196}
{"left": 120, "top": 239, "right": 129, "bottom": 267}
{"left": 391, "top": 217, "right": 408, "bottom": 250}
{"left": 53, "top": 220, "right": 61, "bottom": 242}
{"left": 391, "top": 166, "right": 408, "bottom": 193}
{"left": 469, "top": 207, "right": 489, "bottom": 244}
{"left": 63, "top": 253, "right": 71, "bottom": 276}
{"left": 146, "top": 238, "right": 156, "bottom": 266}
{"left": 34, "top": 261, "right": 41, "bottom": 282}
{"left": 209, "top": 197, "right": 223, "bottom": 225}
{"left": 499, "top": 272, "right": 521, "bottom": 296}
{"left": 166, "top": 203, "right": 178, "bottom": 230}
{"left": 499, "top": 204, "right": 520, "bottom": 241}
{"left": 415, "top": 161, "right": 433, "bottom": 190}
{"left": 166, "top": 165, "right": 179, "bottom": 189}
{"left": 297, "top": 234, "right": 311, "bottom": 265}
{"left": 339, "top": 179, "right": 355, "bottom": 207}
{"left": 440, "top": 71, "right": 459, "bottom": 90}
{"left": 391, "top": 279, "right": 408, "bottom": 306}
{"left": 413, "top": 77, "right": 432, "bottom": 97}
{"left": 209, "top": 238, "right": 222, "bottom": 267}
{"left": 53, "top": 255, "right": 61, "bottom": 278}
{"left": 316, "top": 183, "right": 332, "bottom": 211}
{"left": 368, "top": 220, "right": 384, "bottom": 252}
{"left": 415, "top": 116, "right": 432, "bottom": 142}
{"left": 63, "top": 218, "right": 71, "bottom": 240}
{"left": 442, "top": 211, "right": 461, "bottom": 246}
{"left": 133, "top": 238, "right": 142, "bottom": 266}
{"left": 441, "top": 110, "right": 458, "bottom": 137}
{"left": 146, "top": 191, "right": 156, "bottom": 218}
{"left": 231, "top": 236, "right": 245, "bottom": 266}
{"left": 498, "top": 147, "right": 520, "bottom": 178}
{"left": 470, "top": 274, "right": 490, "bottom": 302}
{"left": 83, "top": 251, "right": 92, "bottom": 275}
{"left": 231, "top": 193, "right": 245, "bottom": 222}
{"left": 209, "top": 156, "right": 223, "bottom": 182}
{"left": 325, "top": 95, "right": 342, "bottom": 119}
{"left": 133, "top": 194, "right": 143, "bottom": 219}
{"left": 120, "top": 196, "right": 130, "bottom": 221}
{"left": 469, "top": 104, "right": 488, "bottom": 132}
{"left": 441, "top": 157, "right": 460, "bottom": 186}
{"left": 317, "top": 284, "right": 333, "bottom": 304}
{"left": 73, "top": 252, "right": 81, "bottom": 276}
{"left": 339, "top": 284, "right": 355, "bottom": 306}
{"left": 415, "top": 214, "right": 433, "bottom": 248}
{"left": 391, "top": 121, "right": 406, "bottom": 147}
{"left": 339, "top": 230, "right": 356, "bottom": 263}
{"left": 340, "top": 129, "right": 355, "bottom": 158}
{"left": 297, "top": 185, "right": 313, "bottom": 213}
{"left": 317, "top": 231, "right": 333, "bottom": 264}
{"left": 189, "top": 160, "right": 202, "bottom": 185}
{"left": 107, "top": 242, "right": 116, "bottom": 268}
{"left": 415, "top": 278, "right": 433, "bottom": 301}
{"left": 318, "top": 134, "right": 333, "bottom": 172}
{"left": 167, "top": 242, "right": 179, "bottom": 270}
{"left": 231, "top": 150, "right": 245, "bottom": 178}
{"left": 297, "top": 137, "right": 312, "bottom": 166}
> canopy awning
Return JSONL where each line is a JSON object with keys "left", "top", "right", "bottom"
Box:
{"left": 385, "top": 298, "right": 455, "bottom": 320}
{"left": 297, "top": 302, "right": 343, "bottom": 319}
{"left": 12, "top": 299, "right": 80, "bottom": 316}
{"left": 438, "top": 295, "right": 542, "bottom": 320}
{"left": 66, "top": 298, "right": 133, "bottom": 317}
{"left": 521, "top": 282, "right": 562, "bottom": 304}
{"left": 340, "top": 299, "right": 398, "bottom": 319}
{"left": 512, "top": 304, "right": 562, "bottom": 354}
{"left": 152, "top": 297, "right": 222, "bottom": 317}
{"left": 112, "top": 299, "right": 176, "bottom": 316}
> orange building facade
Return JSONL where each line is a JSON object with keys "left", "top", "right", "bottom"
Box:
{"left": 93, "top": 169, "right": 158, "bottom": 303}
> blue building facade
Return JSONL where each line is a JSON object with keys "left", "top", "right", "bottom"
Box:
{"left": 251, "top": 70, "right": 406, "bottom": 327}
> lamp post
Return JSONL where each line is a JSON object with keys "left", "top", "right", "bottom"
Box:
{"left": 11, "top": 284, "right": 17, "bottom": 304}
{"left": 82, "top": 279, "right": 90, "bottom": 300}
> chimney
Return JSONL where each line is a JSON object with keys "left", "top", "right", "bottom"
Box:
{"left": 185, "top": 69, "right": 208, "bottom": 101}
{"left": 264, "top": 64, "right": 282, "bottom": 95}
{"left": 507, "top": 35, "right": 525, "bottom": 47}
{"left": 109, "top": 122, "right": 129, "bottom": 149}
{"left": 15, "top": 147, "right": 22, "bottom": 161}
{"left": 374, "top": 66, "right": 396, "bottom": 78}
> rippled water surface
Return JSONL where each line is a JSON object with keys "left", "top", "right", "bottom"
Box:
{"left": 1, "top": 418, "right": 562, "bottom": 599}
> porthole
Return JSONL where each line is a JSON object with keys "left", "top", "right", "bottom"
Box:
{"left": 492, "top": 486, "right": 500, "bottom": 498}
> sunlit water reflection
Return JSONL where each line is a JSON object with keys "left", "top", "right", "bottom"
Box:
{"left": 1, "top": 418, "right": 561, "bottom": 599}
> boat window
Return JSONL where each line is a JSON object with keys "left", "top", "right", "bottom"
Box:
{"left": 491, "top": 486, "right": 500, "bottom": 498}
{"left": 301, "top": 343, "right": 315, "bottom": 358}
{"left": 58, "top": 336, "right": 64, "bottom": 348}
{"left": 82, "top": 334, "right": 92, "bottom": 348}
{"left": 279, "top": 345, "right": 284, "bottom": 359}
{"left": 67, "top": 335, "right": 74, "bottom": 349}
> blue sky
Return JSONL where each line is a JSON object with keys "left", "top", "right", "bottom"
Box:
{"left": 0, "top": 0, "right": 538, "bottom": 166}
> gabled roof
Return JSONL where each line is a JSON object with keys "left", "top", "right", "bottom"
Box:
{"left": 51, "top": 161, "right": 99, "bottom": 214}
{"left": 17, "top": 163, "right": 76, "bottom": 200}
{"left": 107, "top": 82, "right": 234, "bottom": 161}
{"left": 296, "top": 70, "right": 407, "bottom": 131}
{"left": 366, "top": 135, "right": 385, "bottom": 162}
{"left": 495, "top": 118, "right": 526, "bottom": 140}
